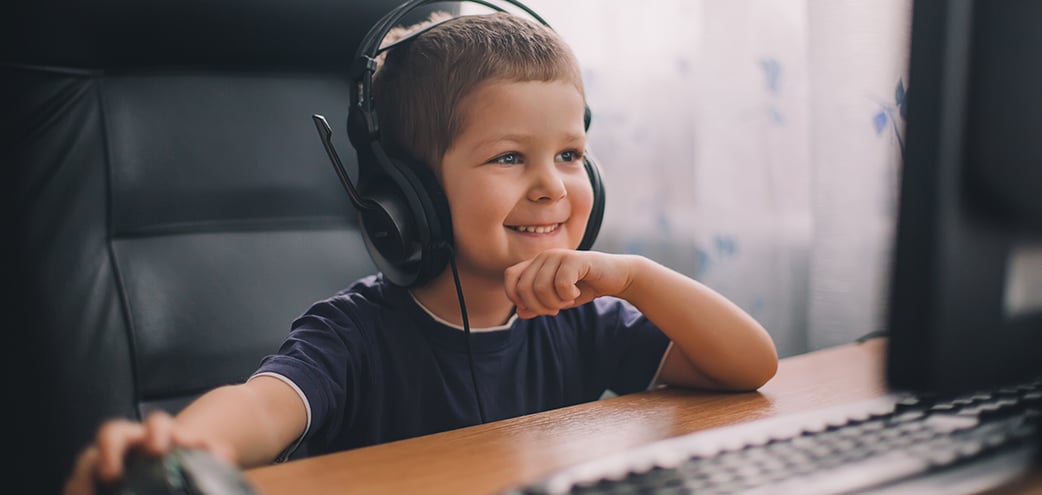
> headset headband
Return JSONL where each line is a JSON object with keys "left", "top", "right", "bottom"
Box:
{"left": 349, "top": 0, "right": 552, "bottom": 145}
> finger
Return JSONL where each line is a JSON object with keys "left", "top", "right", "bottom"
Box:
{"left": 515, "top": 255, "right": 553, "bottom": 315}
{"left": 554, "top": 256, "right": 583, "bottom": 304}
{"left": 532, "top": 254, "right": 570, "bottom": 311}
{"left": 63, "top": 446, "right": 101, "bottom": 495}
{"left": 94, "top": 419, "right": 147, "bottom": 480}
{"left": 503, "top": 259, "right": 532, "bottom": 308}
{"left": 141, "top": 411, "right": 177, "bottom": 455}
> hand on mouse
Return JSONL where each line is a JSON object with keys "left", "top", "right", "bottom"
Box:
{"left": 62, "top": 411, "right": 237, "bottom": 495}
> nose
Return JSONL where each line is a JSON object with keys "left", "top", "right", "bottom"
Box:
{"left": 527, "top": 162, "right": 568, "bottom": 202}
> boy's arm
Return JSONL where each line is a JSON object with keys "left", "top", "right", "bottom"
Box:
{"left": 619, "top": 256, "right": 778, "bottom": 391}
{"left": 505, "top": 250, "right": 777, "bottom": 392}
{"left": 175, "top": 375, "right": 308, "bottom": 467}
{"left": 71, "top": 376, "right": 307, "bottom": 495}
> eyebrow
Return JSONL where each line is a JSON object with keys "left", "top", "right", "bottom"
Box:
{"left": 472, "top": 132, "right": 587, "bottom": 152}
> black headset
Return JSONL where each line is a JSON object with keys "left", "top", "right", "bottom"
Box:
{"left": 315, "top": 0, "right": 606, "bottom": 288}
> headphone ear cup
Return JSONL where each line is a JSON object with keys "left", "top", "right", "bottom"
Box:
{"left": 393, "top": 157, "right": 454, "bottom": 285}
{"left": 361, "top": 152, "right": 453, "bottom": 287}
{"left": 579, "top": 153, "right": 606, "bottom": 251}
{"left": 355, "top": 182, "right": 421, "bottom": 284}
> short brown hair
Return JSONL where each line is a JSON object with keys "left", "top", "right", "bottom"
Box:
{"left": 373, "top": 12, "right": 585, "bottom": 168}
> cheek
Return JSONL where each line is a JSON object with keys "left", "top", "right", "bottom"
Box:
{"left": 444, "top": 180, "right": 509, "bottom": 230}
{"left": 569, "top": 176, "right": 596, "bottom": 218}
{"left": 567, "top": 177, "right": 596, "bottom": 240}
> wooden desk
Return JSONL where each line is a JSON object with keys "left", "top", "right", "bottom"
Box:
{"left": 244, "top": 338, "right": 1040, "bottom": 494}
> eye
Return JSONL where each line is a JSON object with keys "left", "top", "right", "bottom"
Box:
{"left": 555, "top": 149, "right": 584, "bottom": 163}
{"left": 490, "top": 152, "right": 523, "bottom": 165}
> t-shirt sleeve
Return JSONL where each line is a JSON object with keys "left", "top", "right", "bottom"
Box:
{"left": 586, "top": 297, "right": 671, "bottom": 395}
{"left": 252, "top": 296, "right": 369, "bottom": 454}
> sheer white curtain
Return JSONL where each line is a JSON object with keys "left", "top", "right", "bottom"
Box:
{"left": 470, "top": 0, "right": 912, "bottom": 357}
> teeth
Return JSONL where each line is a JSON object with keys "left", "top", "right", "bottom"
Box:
{"left": 511, "top": 224, "right": 560, "bottom": 234}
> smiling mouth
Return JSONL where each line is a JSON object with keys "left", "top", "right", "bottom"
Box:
{"left": 507, "top": 223, "right": 562, "bottom": 234}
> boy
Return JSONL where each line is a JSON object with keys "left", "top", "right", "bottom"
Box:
{"left": 63, "top": 11, "right": 777, "bottom": 495}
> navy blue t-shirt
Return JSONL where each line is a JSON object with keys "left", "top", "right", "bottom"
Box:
{"left": 253, "top": 274, "right": 670, "bottom": 457}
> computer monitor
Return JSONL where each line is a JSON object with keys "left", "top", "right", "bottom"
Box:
{"left": 886, "top": 0, "right": 1042, "bottom": 397}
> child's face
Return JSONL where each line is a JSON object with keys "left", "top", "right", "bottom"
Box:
{"left": 440, "top": 80, "right": 593, "bottom": 280}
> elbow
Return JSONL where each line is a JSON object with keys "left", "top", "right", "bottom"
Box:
{"left": 723, "top": 348, "right": 779, "bottom": 392}
{"left": 740, "top": 331, "right": 780, "bottom": 391}
{"left": 686, "top": 355, "right": 777, "bottom": 392}
{"left": 743, "top": 357, "right": 779, "bottom": 391}
{"left": 750, "top": 342, "right": 780, "bottom": 389}
{"left": 719, "top": 365, "right": 776, "bottom": 392}
{"left": 715, "top": 318, "right": 779, "bottom": 392}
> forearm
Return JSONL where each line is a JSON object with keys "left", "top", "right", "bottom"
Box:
{"left": 619, "top": 256, "right": 778, "bottom": 390}
{"left": 174, "top": 377, "right": 306, "bottom": 468}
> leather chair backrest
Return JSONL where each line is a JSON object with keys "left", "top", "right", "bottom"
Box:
{"left": 3, "top": 1, "right": 448, "bottom": 491}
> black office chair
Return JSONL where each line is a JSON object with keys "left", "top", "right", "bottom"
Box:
{"left": 3, "top": 1, "right": 451, "bottom": 492}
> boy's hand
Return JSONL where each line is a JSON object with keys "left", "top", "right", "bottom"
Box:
{"left": 504, "top": 249, "right": 637, "bottom": 319}
{"left": 63, "top": 411, "right": 236, "bottom": 495}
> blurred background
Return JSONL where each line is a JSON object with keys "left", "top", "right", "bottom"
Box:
{"left": 469, "top": 0, "right": 914, "bottom": 358}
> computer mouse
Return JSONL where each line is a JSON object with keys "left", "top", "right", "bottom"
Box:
{"left": 107, "top": 447, "right": 258, "bottom": 495}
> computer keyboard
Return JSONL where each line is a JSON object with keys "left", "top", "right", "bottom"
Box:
{"left": 505, "top": 379, "right": 1042, "bottom": 495}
